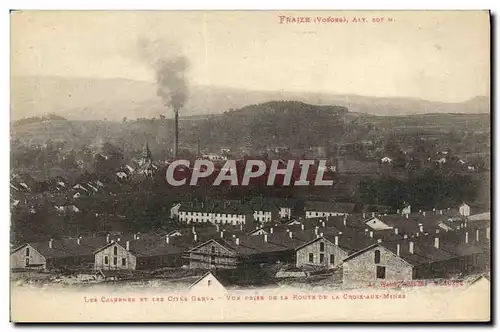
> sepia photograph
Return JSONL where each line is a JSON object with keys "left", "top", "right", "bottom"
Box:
{"left": 9, "top": 10, "right": 491, "bottom": 322}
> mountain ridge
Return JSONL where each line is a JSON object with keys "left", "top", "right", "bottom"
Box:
{"left": 11, "top": 76, "right": 490, "bottom": 121}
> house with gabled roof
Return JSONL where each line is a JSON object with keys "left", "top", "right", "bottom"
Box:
{"left": 11, "top": 236, "right": 109, "bottom": 271}
{"left": 189, "top": 271, "right": 230, "bottom": 295}
{"left": 295, "top": 231, "right": 377, "bottom": 269}
{"left": 342, "top": 231, "right": 489, "bottom": 287}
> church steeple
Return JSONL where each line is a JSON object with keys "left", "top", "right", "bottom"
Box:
{"left": 142, "top": 141, "right": 152, "bottom": 161}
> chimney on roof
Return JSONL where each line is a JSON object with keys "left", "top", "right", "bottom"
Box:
{"left": 289, "top": 232, "right": 293, "bottom": 239}
{"left": 419, "top": 223, "right": 423, "bottom": 232}
{"left": 326, "top": 216, "right": 329, "bottom": 221}
{"left": 369, "top": 231, "right": 374, "bottom": 238}
{"left": 215, "top": 224, "right": 220, "bottom": 232}
{"left": 106, "top": 234, "right": 110, "bottom": 243}
{"left": 343, "top": 217, "right": 347, "bottom": 226}
{"left": 465, "top": 232, "right": 469, "bottom": 244}
{"left": 397, "top": 209, "right": 400, "bottom": 214}
{"left": 409, "top": 241, "right": 414, "bottom": 254}
{"left": 419, "top": 209, "right": 422, "bottom": 213}
{"left": 372, "top": 212, "right": 375, "bottom": 217}
{"left": 232, "top": 234, "right": 236, "bottom": 238}
{"left": 126, "top": 240, "right": 130, "bottom": 251}
{"left": 49, "top": 239, "right": 53, "bottom": 249}
{"left": 301, "top": 224, "right": 305, "bottom": 231}
{"left": 235, "top": 238, "right": 240, "bottom": 245}
{"left": 334, "top": 235, "right": 339, "bottom": 246}
{"left": 264, "top": 234, "right": 268, "bottom": 242}
{"left": 394, "top": 228, "right": 399, "bottom": 235}
{"left": 436, "top": 229, "right": 440, "bottom": 234}
{"left": 192, "top": 226, "right": 196, "bottom": 234}
{"left": 220, "top": 231, "right": 224, "bottom": 239}
{"left": 240, "top": 224, "right": 243, "bottom": 231}
{"left": 166, "top": 236, "right": 170, "bottom": 244}
{"left": 377, "top": 239, "right": 382, "bottom": 243}
{"left": 286, "top": 228, "right": 290, "bottom": 233}
{"left": 434, "top": 237, "right": 440, "bottom": 249}
{"left": 439, "top": 209, "right": 443, "bottom": 215}
{"left": 270, "top": 227, "right": 274, "bottom": 234}
{"left": 404, "top": 234, "right": 408, "bottom": 239}
{"left": 362, "top": 212, "right": 366, "bottom": 218}
{"left": 405, "top": 214, "right": 409, "bottom": 219}
{"left": 314, "top": 226, "right": 319, "bottom": 236}
{"left": 464, "top": 221, "right": 468, "bottom": 228}
{"left": 77, "top": 236, "right": 82, "bottom": 245}
{"left": 433, "top": 208, "right": 436, "bottom": 212}
{"left": 364, "top": 228, "right": 369, "bottom": 233}
{"left": 193, "top": 233, "right": 198, "bottom": 242}
{"left": 423, "top": 211, "right": 426, "bottom": 217}
{"left": 396, "top": 243, "right": 400, "bottom": 256}
{"left": 322, "top": 221, "right": 325, "bottom": 227}
{"left": 476, "top": 229, "right": 480, "bottom": 242}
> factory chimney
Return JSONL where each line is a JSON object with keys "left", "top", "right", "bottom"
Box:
{"left": 174, "top": 109, "right": 179, "bottom": 158}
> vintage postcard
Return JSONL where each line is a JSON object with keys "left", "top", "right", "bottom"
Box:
{"left": 10, "top": 10, "right": 491, "bottom": 322}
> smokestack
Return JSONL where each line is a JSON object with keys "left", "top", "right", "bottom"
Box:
{"left": 396, "top": 244, "right": 400, "bottom": 256}
{"left": 434, "top": 237, "right": 440, "bottom": 249}
{"left": 126, "top": 240, "right": 130, "bottom": 250}
{"left": 174, "top": 109, "right": 179, "bottom": 158}
{"left": 49, "top": 239, "right": 53, "bottom": 249}
{"left": 409, "top": 241, "right": 414, "bottom": 254}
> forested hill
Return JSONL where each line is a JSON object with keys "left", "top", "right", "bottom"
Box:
{"left": 184, "top": 101, "right": 350, "bottom": 151}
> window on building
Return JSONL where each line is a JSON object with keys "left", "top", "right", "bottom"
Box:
{"left": 309, "top": 253, "right": 314, "bottom": 263}
{"left": 208, "top": 280, "right": 212, "bottom": 287}
{"left": 211, "top": 246, "right": 216, "bottom": 254}
{"left": 122, "top": 258, "right": 126, "bottom": 266}
{"left": 104, "top": 256, "right": 109, "bottom": 265}
{"left": 113, "top": 246, "right": 118, "bottom": 256}
{"left": 320, "top": 242, "right": 325, "bottom": 252}
{"left": 376, "top": 266, "right": 386, "bottom": 279}
{"left": 25, "top": 247, "right": 30, "bottom": 256}
{"left": 25, "top": 258, "right": 29, "bottom": 267}
{"left": 374, "top": 250, "right": 381, "bottom": 264}
{"left": 330, "top": 254, "right": 335, "bottom": 265}
{"left": 320, "top": 254, "right": 325, "bottom": 263}
{"left": 113, "top": 257, "right": 118, "bottom": 266}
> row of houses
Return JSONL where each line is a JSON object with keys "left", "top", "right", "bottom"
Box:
{"left": 11, "top": 208, "right": 490, "bottom": 286}
{"left": 174, "top": 200, "right": 473, "bottom": 226}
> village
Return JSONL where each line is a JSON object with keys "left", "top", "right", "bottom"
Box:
{"left": 10, "top": 198, "right": 490, "bottom": 290}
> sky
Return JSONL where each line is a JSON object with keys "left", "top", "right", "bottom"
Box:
{"left": 11, "top": 10, "right": 490, "bottom": 102}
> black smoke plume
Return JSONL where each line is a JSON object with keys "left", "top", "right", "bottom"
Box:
{"left": 138, "top": 38, "right": 190, "bottom": 111}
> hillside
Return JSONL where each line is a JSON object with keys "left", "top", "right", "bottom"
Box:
{"left": 11, "top": 100, "right": 490, "bottom": 163}
{"left": 11, "top": 76, "right": 490, "bottom": 121}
